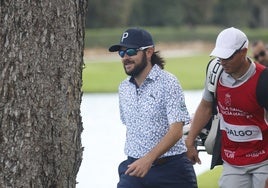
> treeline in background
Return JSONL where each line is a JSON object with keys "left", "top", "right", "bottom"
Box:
{"left": 87, "top": 0, "right": 268, "bottom": 29}
{"left": 85, "top": 0, "right": 268, "bottom": 49}
{"left": 84, "top": 0, "right": 268, "bottom": 93}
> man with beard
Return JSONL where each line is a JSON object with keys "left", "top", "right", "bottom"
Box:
{"left": 109, "top": 28, "right": 197, "bottom": 188}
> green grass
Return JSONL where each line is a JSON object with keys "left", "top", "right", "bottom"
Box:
{"left": 197, "top": 166, "right": 222, "bottom": 188}
{"left": 85, "top": 26, "right": 268, "bottom": 49}
{"left": 82, "top": 60, "right": 125, "bottom": 93}
{"left": 82, "top": 54, "right": 210, "bottom": 93}
{"left": 85, "top": 26, "right": 221, "bottom": 49}
{"left": 164, "top": 55, "right": 209, "bottom": 90}
{"left": 83, "top": 26, "right": 268, "bottom": 93}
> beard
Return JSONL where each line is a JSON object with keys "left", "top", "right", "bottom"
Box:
{"left": 124, "top": 52, "right": 148, "bottom": 77}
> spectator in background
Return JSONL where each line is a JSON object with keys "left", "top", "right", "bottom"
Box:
{"left": 252, "top": 40, "right": 268, "bottom": 67}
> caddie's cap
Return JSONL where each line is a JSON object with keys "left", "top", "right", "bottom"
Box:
{"left": 109, "top": 28, "right": 154, "bottom": 52}
{"left": 210, "top": 27, "right": 248, "bottom": 59}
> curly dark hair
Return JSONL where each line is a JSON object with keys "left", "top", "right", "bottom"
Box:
{"left": 151, "top": 51, "right": 165, "bottom": 69}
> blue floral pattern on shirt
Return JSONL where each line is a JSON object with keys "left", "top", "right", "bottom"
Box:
{"left": 119, "top": 65, "right": 190, "bottom": 158}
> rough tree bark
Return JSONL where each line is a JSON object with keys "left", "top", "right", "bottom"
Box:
{"left": 0, "top": 0, "right": 87, "bottom": 187}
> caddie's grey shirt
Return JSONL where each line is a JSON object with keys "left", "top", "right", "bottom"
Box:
{"left": 119, "top": 65, "right": 190, "bottom": 158}
{"left": 203, "top": 58, "right": 255, "bottom": 102}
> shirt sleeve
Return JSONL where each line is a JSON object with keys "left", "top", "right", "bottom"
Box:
{"left": 165, "top": 77, "right": 190, "bottom": 125}
{"left": 202, "top": 79, "right": 214, "bottom": 102}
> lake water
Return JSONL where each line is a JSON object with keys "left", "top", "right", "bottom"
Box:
{"left": 76, "top": 90, "right": 212, "bottom": 188}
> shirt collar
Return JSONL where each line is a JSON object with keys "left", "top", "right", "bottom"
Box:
{"left": 226, "top": 58, "right": 255, "bottom": 81}
{"left": 129, "top": 64, "right": 161, "bottom": 84}
{"left": 223, "top": 58, "right": 256, "bottom": 86}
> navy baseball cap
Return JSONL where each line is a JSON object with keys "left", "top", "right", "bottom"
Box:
{"left": 109, "top": 28, "right": 154, "bottom": 52}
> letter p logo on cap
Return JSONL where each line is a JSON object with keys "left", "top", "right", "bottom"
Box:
{"left": 121, "top": 32, "right": 128, "bottom": 42}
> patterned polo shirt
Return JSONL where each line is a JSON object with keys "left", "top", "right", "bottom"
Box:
{"left": 119, "top": 65, "right": 190, "bottom": 158}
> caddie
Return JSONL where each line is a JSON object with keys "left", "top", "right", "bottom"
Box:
{"left": 185, "top": 27, "right": 268, "bottom": 188}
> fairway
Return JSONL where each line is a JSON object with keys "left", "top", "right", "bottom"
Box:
{"left": 197, "top": 166, "right": 222, "bottom": 188}
{"left": 82, "top": 53, "right": 211, "bottom": 93}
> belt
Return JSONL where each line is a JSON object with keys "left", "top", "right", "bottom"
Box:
{"left": 152, "top": 155, "right": 180, "bottom": 166}
{"left": 128, "top": 154, "right": 182, "bottom": 166}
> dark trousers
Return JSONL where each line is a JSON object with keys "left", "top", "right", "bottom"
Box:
{"left": 117, "top": 153, "right": 198, "bottom": 188}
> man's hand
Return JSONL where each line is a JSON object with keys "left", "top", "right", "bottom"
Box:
{"left": 125, "top": 156, "right": 153, "bottom": 178}
{"left": 186, "top": 144, "right": 201, "bottom": 165}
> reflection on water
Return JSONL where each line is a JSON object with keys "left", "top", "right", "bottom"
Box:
{"left": 76, "top": 90, "right": 211, "bottom": 188}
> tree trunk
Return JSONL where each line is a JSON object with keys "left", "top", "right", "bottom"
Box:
{"left": 0, "top": 0, "right": 87, "bottom": 187}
